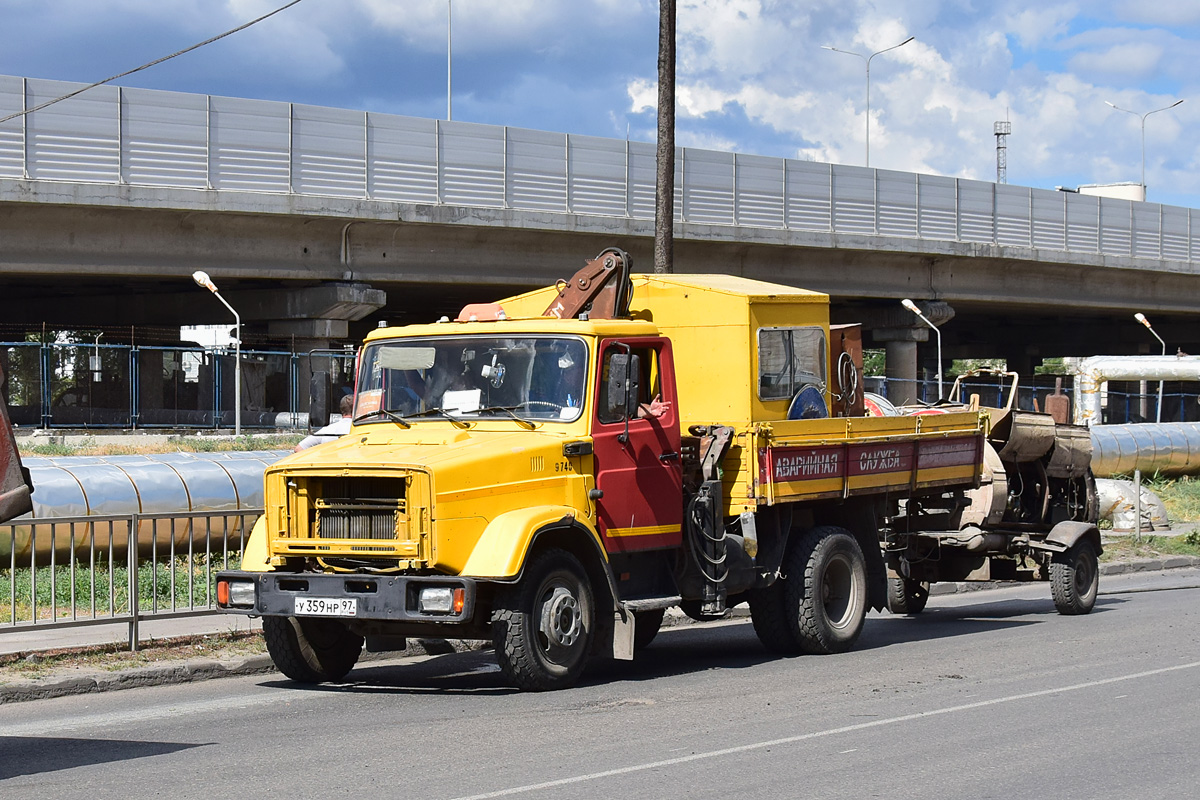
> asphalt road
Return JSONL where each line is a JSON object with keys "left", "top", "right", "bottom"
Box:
{"left": 3, "top": 569, "right": 1199, "bottom": 800}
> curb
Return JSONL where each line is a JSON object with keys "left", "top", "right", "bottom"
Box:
{"left": 928, "top": 555, "right": 1200, "bottom": 596}
{"left": 4, "top": 558, "right": 1200, "bottom": 705}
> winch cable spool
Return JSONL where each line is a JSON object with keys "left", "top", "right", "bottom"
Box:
{"left": 686, "top": 425, "right": 734, "bottom": 614}
{"left": 831, "top": 351, "right": 859, "bottom": 414}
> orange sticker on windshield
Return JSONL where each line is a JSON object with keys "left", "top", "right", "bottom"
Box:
{"left": 355, "top": 390, "right": 382, "bottom": 417}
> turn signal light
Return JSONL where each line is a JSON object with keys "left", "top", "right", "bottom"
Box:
{"left": 452, "top": 587, "right": 465, "bottom": 614}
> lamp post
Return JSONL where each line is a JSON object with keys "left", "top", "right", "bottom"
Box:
{"left": 446, "top": 0, "right": 452, "bottom": 120}
{"left": 902, "top": 298, "right": 942, "bottom": 401}
{"left": 822, "top": 36, "right": 914, "bottom": 167}
{"left": 1134, "top": 312, "right": 1166, "bottom": 423}
{"left": 1104, "top": 99, "right": 1184, "bottom": 198}
{"left": 192, "top": 271, "right": 241, "bottom": 436}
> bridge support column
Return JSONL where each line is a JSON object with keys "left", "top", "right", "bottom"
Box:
{"left": 877, "top": 337, "right": 921, "bottom": 406}
{"left": 867, "top": 301, "right": 955, "bottom": 406}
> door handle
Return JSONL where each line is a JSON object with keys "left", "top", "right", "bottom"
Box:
{"left": 659, "top": 451, "right": 680, "bottom": 463}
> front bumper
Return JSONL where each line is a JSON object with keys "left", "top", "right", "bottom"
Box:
{"left": 216, "top": 570, "right": 477, "bottom": 624}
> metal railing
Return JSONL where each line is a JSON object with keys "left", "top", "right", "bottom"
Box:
{"left": 873, "top": 376, "right": 1200, "bottom": 424}
{"left": 1, "top": 74, "right": 1196, "bottom": 264}
{"left": 1, "top": 509, "right": 259, "bottom": 651}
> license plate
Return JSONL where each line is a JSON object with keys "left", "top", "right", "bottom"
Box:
{"left": 293, "top": 597, "right": 357, "bottom": 617}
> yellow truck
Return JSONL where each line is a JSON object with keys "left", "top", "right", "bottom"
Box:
{"left": 216, "top": 249, "right": 1098, "bottom": 690}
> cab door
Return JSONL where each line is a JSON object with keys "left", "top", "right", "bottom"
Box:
{"left": 590, "top": 338, "right": 683, "bottom": 553}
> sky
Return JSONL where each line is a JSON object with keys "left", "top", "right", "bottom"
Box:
{"left": 2, "top": 0, "right": 1197, "bottom": 209}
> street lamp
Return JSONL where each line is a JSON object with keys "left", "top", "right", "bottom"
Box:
{"left": 1105, "top": 99, "right": 1184, "bottom": 198}
{"left": 902, "top": 298, "right": 943, "bottom": 401}
{"left": 192, "top": 271, "right": 241, "bottom": 436}
{"left": 446, "top": 0, "right": 452, "bottom": 120}
{"left": 822, "top": 36, "right": 914, "bottom": 167}
{"left": 1134, "top": 312, "right": 1166, "bottom": 423}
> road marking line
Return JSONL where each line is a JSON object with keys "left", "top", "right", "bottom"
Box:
{"left": 448, "top": 660, "right": 1200, "bottom": 800}
{"left": 1, "top": 689, "right": 308, "bottom": 737}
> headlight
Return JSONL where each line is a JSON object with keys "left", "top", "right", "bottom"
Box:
{"left": 218, "top": 579, "right": 256, "bottom": 608}
{"left": 417, "top": 586, "right": 465, "bottom": 614}
{"left": 418, "top": 586, "right": 453, "bottom": 613}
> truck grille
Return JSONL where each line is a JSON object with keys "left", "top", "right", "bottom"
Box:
{"left": 314, "top": 498, "right": 405, "bottom": 540}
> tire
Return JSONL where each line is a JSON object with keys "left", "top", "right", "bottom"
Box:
{"left": 633, "top": 608, "right": 665, "bottom": 650}
{"left": 886, "top": 576, "right": 930, "bottom": 615}
{"left": 748, "top": 580, "right": 795, "bottom": 654}
{"left": 749, "top": 526, "right": 869, "bottom": 655}
{"left": 262, "top": 615, "right": 363, "bottom": 683}
{"left": 492, "top": 548, "right": 595, "bottom": 691}
{"left": 1051, "top": 540, "right": 1099, "bottom": 615}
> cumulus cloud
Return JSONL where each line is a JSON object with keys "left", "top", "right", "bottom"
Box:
{"left": 0, "top": 0, "right": 1196, "bottom": 206}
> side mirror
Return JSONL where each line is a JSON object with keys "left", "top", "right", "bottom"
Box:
{"left": 309, "top": 370, "right": 331, "bottom": 428}
{"left": 626, "top": 355, "right": 641, "bottom": 418}
{"left": 606, "top": 353, "right": 641, "bottom": 425}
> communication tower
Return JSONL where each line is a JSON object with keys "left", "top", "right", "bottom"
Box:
{"left": 994, "top": 120, "right": 1011, "bottom": 184}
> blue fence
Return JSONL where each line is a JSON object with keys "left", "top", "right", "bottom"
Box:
{"left": 875, "top": 375, "right": 1200, "bottom": 425}
{"left": 1, "top": 342, "right": 356, "bottom": 430}
{"left": 5, "top": 340, "right": 1199, "bottom": 430}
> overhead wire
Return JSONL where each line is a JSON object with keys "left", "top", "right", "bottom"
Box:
{"left": 0, "top": 0, "right": 307, "bottom": 126}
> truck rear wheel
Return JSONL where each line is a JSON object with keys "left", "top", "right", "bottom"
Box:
{"left": 789, "top": 527, "right": 868, "bottom": 654}
{"left": 1051, "top": 540, "right": 1099, "bottom": 615}
{"left": 886, "top": 576, "right": 930, "bottom": 615}
{"left": 634, "top": 608, "right": 665, "bottom": 650}
{"left": 262, "top": 616, "right": 363, "bottom": 683}
{"left": 492, "top": 548, "right": 594, "bottom": 691}
{"left": 749, "top": 526, "right": 868, "bottom": 655}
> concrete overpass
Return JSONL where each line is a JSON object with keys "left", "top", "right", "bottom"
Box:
{"left": 2, "top": 73, "right": 1199, "bottom": 399}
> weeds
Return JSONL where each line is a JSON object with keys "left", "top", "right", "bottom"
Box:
{"left": 17, "top": 434, "right": 302, "bottom": 458}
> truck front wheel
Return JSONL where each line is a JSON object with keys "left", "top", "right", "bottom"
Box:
{"left": 1051, "top": 540, "right": 1099, "bottom": 615}
{"left": 263, "top": 616, "right": 363, "bottom": 683}
{"left": 492, "top": 548, "right": 595, "bottom": 691}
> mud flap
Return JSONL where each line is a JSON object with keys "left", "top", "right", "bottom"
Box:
{"left": 612, "top": 611, "right": 635, "bottom": 661}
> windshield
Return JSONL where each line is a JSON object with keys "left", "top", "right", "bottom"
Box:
{"left": 355, "top": 335, "right": 589, "bottom": 423}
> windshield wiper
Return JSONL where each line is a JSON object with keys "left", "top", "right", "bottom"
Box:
{"left": 477, "top": 405, "right": 537, "bottom": 429}
{"left": 353, "top": 408, "right": 411, "bottom": 428}
{"left": 407, "top": 406, "right": 471, "bottom": 429}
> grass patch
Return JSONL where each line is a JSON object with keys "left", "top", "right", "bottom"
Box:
{"left": 1146, "top": 475, "right": 1200, "bottom": 524}
{"left": 1100, "top": 533, "right": 1200, "bottom": 562}
{"left": 0, "top": 630, "right": 266, "bottom": 682}
{"left": 18, "top": 434, "right": 302, "bottom": 457}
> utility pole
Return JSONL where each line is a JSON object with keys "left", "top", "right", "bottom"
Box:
{"left": 654, "top": 0, "right": 676, "bottom": 274}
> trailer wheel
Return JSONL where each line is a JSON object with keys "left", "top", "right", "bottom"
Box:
{"left": 263, "top": 616, "right": 363, "bottom": 683}
{"left": 633, "top": 608, "right": 665, "bottom": 650}
{"left": 492, "top": 548, "right": 594, "bottom": 691}
{"left": 788, "top": 526, "right": 868, "bottom": 654}
{"left": 1051, "top": 540, "right": 1099, "bottom": 615}
{"left": 886, "top": 576, "right": 930, "bottom": 615}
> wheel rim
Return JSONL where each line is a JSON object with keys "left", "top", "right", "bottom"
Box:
{"left": 1074, "top": 552, "right": 1095, "bottom": 596}
{"left": 821, "top": 553, "right": 859, "bottom": 630}
{"left": 538, "top": 582, "right": 583, "bottom": 659}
